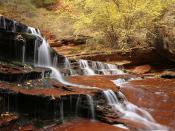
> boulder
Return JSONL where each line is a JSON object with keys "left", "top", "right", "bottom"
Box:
{"left": 128, "top": 64, "right": 152, "bottom": 74}
{"left": 155, "top": 4, "right": 175, "bottom": 62}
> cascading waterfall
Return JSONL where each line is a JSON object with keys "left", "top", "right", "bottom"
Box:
{"left": 79, "top": 60, "right": 124, "bottom": 75}
{"left": 75, "top": 95, "right": 81, "bottom": 117}
{"left": 106, "top": 63, "right": 124, "bottom": 74}
{"left": 53, "top": 55, "right": 58, "bottom": 67}
{"left": 103, "top": 90, "right": 169, "bottom": 130}
{"left": 28, "top": 27, "right": 98, "bottom": 89}
{"left": 86, "top": 95, "right": 95, "bottom": 120}
{"left": 13, "top": 21, "right": 16, "bottom": 32}
{"left": 0, "top": 22, "right": 171, "bottom": 130}
{"left": 64, "top": 57, "right": 74, "bottom": 75}
{"left": 64, "top": 57, "right": 71, "bottom": 69}
{"left": 79, "top": 59, "right": 95, "bottom": 75}
{"left": 38, "top": 38, "right": 52, "bottom": 66}
{"left": 94, "top": 61, "right": 124, "bottom": 75}
{"left": 22, "top": 45, "right": 25, "bottom": 64}
{"left": 60, "top": 99, "right": 64, "bottom": 122}
{"left": 28, "top": 27, "right": 52, "bottom": 66}
{"left": 0, "top": 16, "right": 6, "bottom": 29}
{"left": 28, "top": 26, "right": 167, "bottom": 129}
{"left": 28, "top": 27, "right": 41, "bottom": 36}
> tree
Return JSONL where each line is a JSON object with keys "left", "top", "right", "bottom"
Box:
{"left": 65, "top": 0, "right": 175, "bottom": 48}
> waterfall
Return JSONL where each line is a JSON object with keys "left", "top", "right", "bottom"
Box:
{"left": 86, "top": 95, "right": 95, "bottom": 120}
{"left": 79, "top": 60, "right": 95, "bottom": 75}
{"left": 38, "top": 38, "right": 51, "bottom": 66}
{"left": 94, "top": 61, "right": 124, "bottom": 75}
{"left": 64, "top": 57, "right": 71, "bottom": 69}
{"left": 103, "top": 90, "right": 169, "bottom": 130}
{"left": 34, "top": 39, "right": 39, "bottom": 65}
{"left": 79, "top": 60, "right": 124, "bottom": 75}
{"left": 28, "top": 27, "right": 98, "bottom": 89}
{"left": 0, "top": 16, "right": 6, "bottom": 29}
{"left": 53, "top": 55, "right": 58, "bottom": 67}
{"left": 13, "top": 21, "right": 16, "bottom": 32}
{"left": 22, "top": 45, "right": 25, "bottom": 64}
{"left": 75, "top": 95, "right": 81, "bottom": 117}
{"left": 106, "top": 63, "right": 124, "bottom": 74}
{"left": 60, "top": 99, "right": 64, "bottom": 122}
{"left": 64, "top": 57, "right": 74, "bottom": 75}
{"left": 28, "top": 27, "right": 41, "bottom": 36}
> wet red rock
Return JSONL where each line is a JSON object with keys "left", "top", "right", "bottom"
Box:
{"left": 54, "top": 46, "right": 164, "bottom": 66}
{"left": 68, "top": 75, "right": 122, "bottom": 91}
{"left": 45, "top": 119, "right": 128, "bottom": 131}
{"left": 120, "top": 78, "right": 175, "bottom": 130}
{"left": 115, "top": 118, "right": 148, "bottom": 131}
{"left": 18, "top": 124, "right": 35, "bottom": 131}
{"left": 0, "top": 79, "right": 98, "bottom": 97}
{"left": 0, "top": 113, "right": 18, "bottom": 127}
{"left": 127, "top": 64, "right": 151, "bottom": 74}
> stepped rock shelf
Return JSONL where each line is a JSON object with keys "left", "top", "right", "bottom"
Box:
{"left": 0, "top": 16, "right": 175, "bottom": 131}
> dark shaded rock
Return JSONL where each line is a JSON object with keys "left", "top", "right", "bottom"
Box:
{"left": 0, "top": 29, "right": 42, "bottom": 64}
{"left": 0, "top": 63, "right": 51, "bottom": 83}
{"left": 0, "top": 114, "right": 18, "bottom": 130}
{"left": 94, "top": 91, "right": 123, "bottom": 124}
{"left": 0, "top": 16, "right": 28, "bottom": 33}
{"left": 96, "top": 105, "right": 121, "bottom": 124}
{"left": 127, "top": 64, "right": 152, "bottom": 74}
{"left": 155, "top": 4, "right": 175, "bottom": 62}
{"left": 160, "top": 71, "right": 175, "bottom": 79}
{"left": 161, "top": 74, "right": 175, "bottom": 79}
{"left": 68, "top": 47, "right": 166, "bottom": 66}
{"left": 61, "top": 35, "right": 91, "bottom": 45}
{"left": 0, "top": 88, "right": 97, "bottom": 122}
{"left": 45, "top": 119, "right": 128, "bottom": 131}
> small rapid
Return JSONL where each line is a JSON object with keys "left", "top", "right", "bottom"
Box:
{"left": 86, "top": 95, "right": 95, "bottom": 120}
{"left": 78, "top": 59, "right": 124, "bottom": 75}
{"left": 64, "top": 57, "right": 74, "bottom": 75}
{"left": 103, "top": 90, "right": 169, "bottom": 130}
{"left": 79, "top": 60, "right": 95, "bottom": 75}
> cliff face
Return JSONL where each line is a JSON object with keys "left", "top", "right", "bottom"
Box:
{"left": 0, "top": 16, "right": 41, "bottom": 64}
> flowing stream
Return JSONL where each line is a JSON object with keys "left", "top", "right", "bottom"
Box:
{"left": 27, "top": 27, "right": 168, "bottom": 130}
{"left": 103, "top": 90, "right": 168, "bottom": 130}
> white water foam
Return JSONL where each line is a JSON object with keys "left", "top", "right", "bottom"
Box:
{"left": 103, "top": 90, "right": 169, "bottom": 130}
{"left": 79, "top": 59, "right": 95, "bottom": 75}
